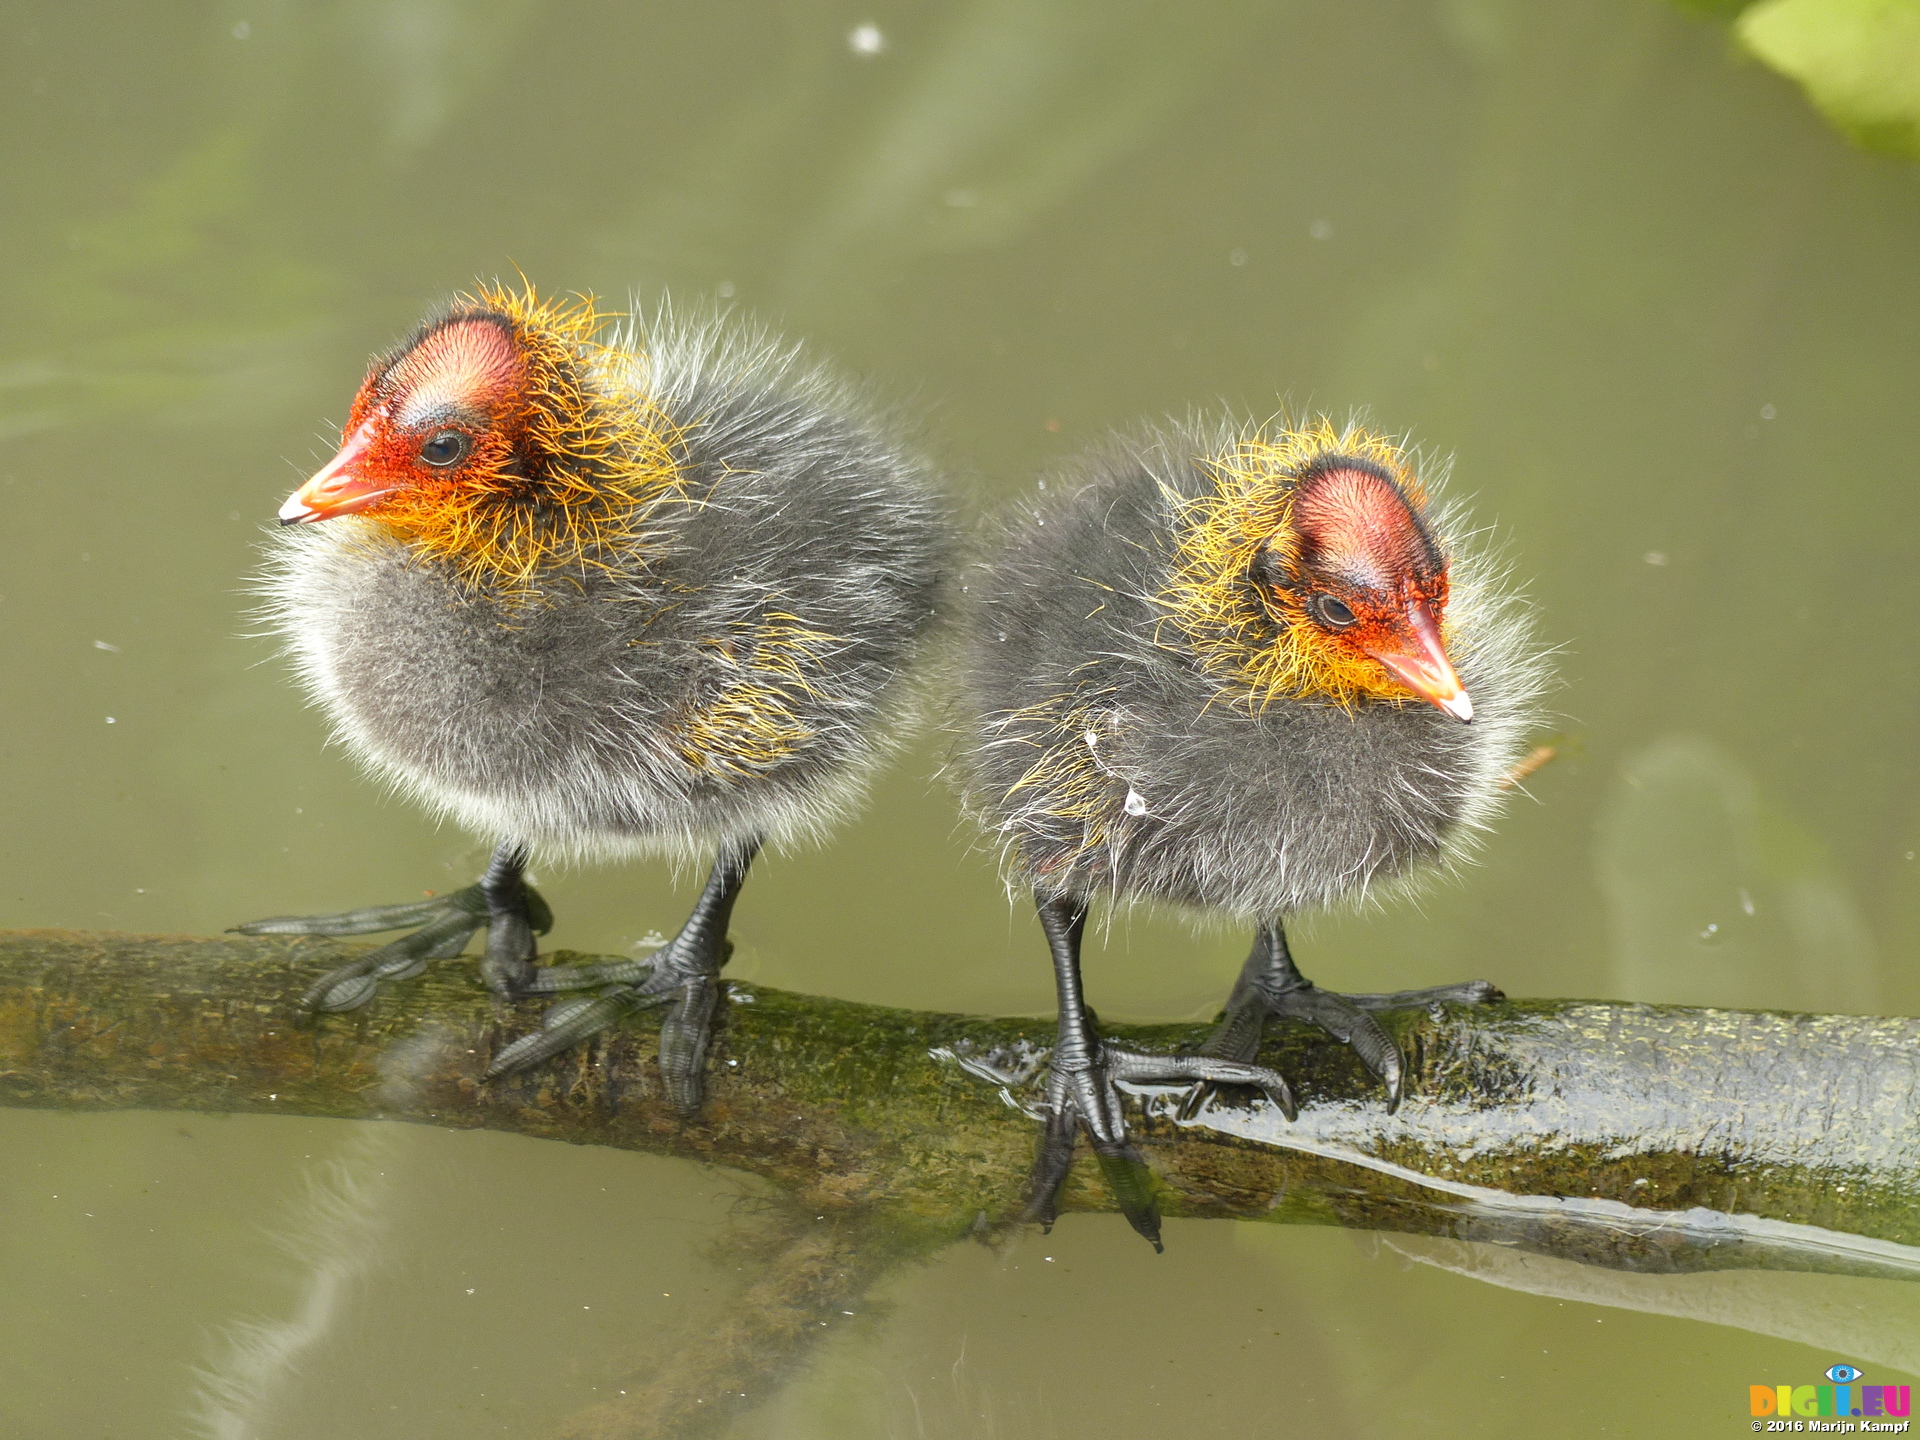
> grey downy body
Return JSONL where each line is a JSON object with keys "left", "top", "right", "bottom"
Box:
{"left": 270, "top": 314, "right": 947, "bottom": 862}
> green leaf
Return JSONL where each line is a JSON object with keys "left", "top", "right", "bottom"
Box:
{"left": 1738, "top": 0, "right": 1920, "bottom": 160}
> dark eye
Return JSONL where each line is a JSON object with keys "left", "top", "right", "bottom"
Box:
{"left": 1308, "top": 593, "right": 1357, "bottom": 629}
{"left": 418, "top": 430, "right": 472, "bottom": 468}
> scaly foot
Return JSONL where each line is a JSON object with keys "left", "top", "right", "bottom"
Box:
{"left": 1024, "top": 1035, "right": 1294, "bottom": 1251}
{"left": 485, "top": 925, "right": 730, "bottom": 1112}
{"left": 485, "top": 839, "right": 759, "bottom": 1115}
{"left": 1018, "top": 895, "right": 1295, "bottom": 1250}
{"left": 1178, "top": 921, "right": 1502, "bottom": 1121}
{"left": 234, "top": 843, "right": 550, "bottom": 1014}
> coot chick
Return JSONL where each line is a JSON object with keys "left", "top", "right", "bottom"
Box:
{"left": 242, "top": 284, "right": 949, "bottom": 1111}
{"left": 958, "top": 416, "right": 1545, "bottom": 1245}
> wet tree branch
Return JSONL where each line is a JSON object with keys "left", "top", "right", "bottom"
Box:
{"left": 3, "top": 928, "right": 1916, "bottom": 1265}
{"left": 3, "top": 928, "right": 1918, "bottom": 1435}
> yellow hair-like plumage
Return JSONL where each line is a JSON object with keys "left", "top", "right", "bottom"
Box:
{"left": 991, "top": 690, "right": 1133, "bottom": 878}
{"left": 672, "top": 612, "right": 843, "bottom": 778}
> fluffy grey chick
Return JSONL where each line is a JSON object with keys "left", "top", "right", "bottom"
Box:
{"left": 241, "top": 282, "right": 949, "bottom": 1112}
{"left": 957, "top": 416, "right": 1547, "bottom": 1247}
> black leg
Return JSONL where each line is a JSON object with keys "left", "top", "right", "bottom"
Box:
{"left": 479, "top": 843, "right": 539, "bottom": 996}
{"left": 1024, "top": 898, "right": 1136, "bottom": 1237}
{"left": 1022, "top": 893, "right": 1295, "bottom": 1253}
{"left": 487, "top": 837, "right": 761, "bottom": 1116}
{"left": 1178, "top": 918, "right": 1503, "bottom": 1120}
{"left": 235, "top": 839, "right": 551, "bottom": 1014}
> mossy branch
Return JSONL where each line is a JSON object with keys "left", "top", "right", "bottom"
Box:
{"left": 7, "top": 927, "right": 1918, "bottom": 1437}
{"left": 4, "top": 927, "right": 1916, "bottom": 1276}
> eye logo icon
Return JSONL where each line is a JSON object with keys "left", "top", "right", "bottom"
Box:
{"left": 1750, "top": 1370, "right": 1907, "bottom": 1422}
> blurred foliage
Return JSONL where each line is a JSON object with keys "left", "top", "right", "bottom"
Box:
{"left": 1738, "top": 0, "right": 1920, "bottom": 160}
{"left": 1666, "top": 0, "right": 1762, "bottom": 15}
{"left": 1674, "top": 0, "right": 1920, "bottom": 160}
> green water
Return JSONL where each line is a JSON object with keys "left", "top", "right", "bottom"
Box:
{"left": 3, "top": 1, "right": 1919, "bottom": 1435}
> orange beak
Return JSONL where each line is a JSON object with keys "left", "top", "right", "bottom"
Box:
{"left": 278, "top": 416, "right": 394, "bottom": 525}
{"left": 1363, "top": 596, "right": 1473, "bottom": 723}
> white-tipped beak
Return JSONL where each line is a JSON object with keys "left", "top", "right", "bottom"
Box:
{"left": 277, "top": 415, "right": 392, "bottom": 525}
{"left": 1363, "top": 596, "right": 1474, "bottom": 724}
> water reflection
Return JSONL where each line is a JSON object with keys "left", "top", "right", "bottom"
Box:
{"left": 1385, "top": 1235, "right": 1920, "bottom": 1377}
{"left": 0, "top": 1110, "right": 759, "bottom": 1439}
{"left": 194, "top": 1124, "right": 404, "bottom": 1438}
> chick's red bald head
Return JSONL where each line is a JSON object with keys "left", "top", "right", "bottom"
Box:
{"left": 1275, "top": 459, "right": 1471, "bottom": 722}
{"left": 280, "top": 315, "right": 527, "bottom": 526}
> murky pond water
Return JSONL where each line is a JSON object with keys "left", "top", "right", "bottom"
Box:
{"left": 4, "top": 1, "right": 1919, "bottom": 1435}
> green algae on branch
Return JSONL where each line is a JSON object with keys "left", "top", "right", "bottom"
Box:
{"left": 1, "top": 928, "right": 1918, "bottom": 1278}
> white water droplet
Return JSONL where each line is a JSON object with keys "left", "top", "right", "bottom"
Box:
{"left": 1123, "top": 788, "right": 1147, "bottom": 816}
{"left": 848, "top": 22, "right": 884, "bottom": 54}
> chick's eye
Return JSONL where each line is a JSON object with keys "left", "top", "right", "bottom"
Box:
{"left": 1309, "top": 593, "right": 1357, "bottom": 630}
{"left": 418, "top": 430, "right": 472, "bottom": 468}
